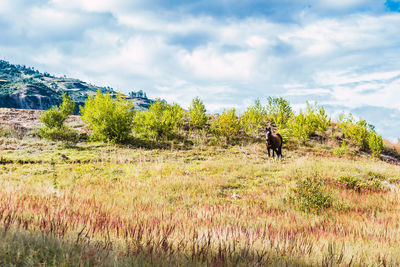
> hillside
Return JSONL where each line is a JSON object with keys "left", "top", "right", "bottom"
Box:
{"left": 0, "top": 108, "right": 400, "bottom": 266}
{"left": 0, "top": 60, "right": 153, "bottom": 112}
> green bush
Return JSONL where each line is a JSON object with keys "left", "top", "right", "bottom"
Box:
{"left": 40, "top": 93, "right": 77, "bottom": 142}
{"left": 368, "top": 131, "right": 384, "bottom": 159}
{"left": 210, "top": 108, "right": 240, "bottom": 143}
{"left": 188, "top": 97, "right": 207, "bottom": 130}
{"left": 40, "top": 106, "right": 67, "bottom": 129}
{"left": 240, "top": 99, "right": 266, "bottom": 137}
{"left": 80, "top": 91, "right": 134, "bottom": 143}
{"left": 333, "top": 140, "right": 349, "bottom": 157}
{"left": 40, "top": 92, "right": 74, "bottom": 129}
{"left": 336, "top": 175, "right": 382, "bottom": 192}
{"left": 265, "top": 97, "right": 292, "bottom": 130}
{"left": 289, "top": 111, "right": 314, "bottom": 143}
{"left": 133, "top": 100, "right": 185, "bottom": 140}
{"left": 338, "top": 113, "right": 370, "bottom": 150}
{"left": 305, "top": 101, "right": 331, "bottom": 134}
{"left": 289, "top": 102, "right": 331, "bottom": 144}
{"left": 338, "top": 113, "right": 383, "bottom": 159}
{"left": 278, "top": 128, "right": 292, "bottom": 144}
{"left": 289, "top": 177, "right": 333, "bottom": 213}
{"left": 336, "top": 175, "right": 361, "bottom": 190}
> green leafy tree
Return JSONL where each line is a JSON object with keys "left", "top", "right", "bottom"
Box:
{"left": 188, "top": 97, "right": 207, "bottom": 130}
{"left": 305, "top": 101, "right": 331, "bottom": 134}
{"left": 240, "top": 99, "right": 266, "bottom": 137}
{"left": 133, "top": 100, "right": 185, "bottom": 140}
{"left": 368, "top": 131, "right": 384, "bottom": 159}
{"left": 338, "top": 113, "right": 370, "bottom": 150}
{"left": 289, "top": 111, "right": 313, "bottom": 143}
{"left": 265, "top": 97, "right": 293, "bottom": 130}
{"left": 80, "top": 91, "right": 134, "bottom": 143}
{"left": 289, "top": 102, "right": 331, "bottom": 144}
{"left": 40, "top": 92, "right": 77, "bottom": 142}
{"left": 211, "top": 108, "right": 240, "bottom": 143}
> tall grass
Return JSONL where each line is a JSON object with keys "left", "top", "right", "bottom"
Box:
{"left": 0, "top": 139, "right": 399, "bottom": 266}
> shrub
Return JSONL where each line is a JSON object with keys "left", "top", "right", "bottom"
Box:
{"left": 338, "top": 113, "right": 383, "bottom": 159}
{"left": 188, "top": 97, "right": 207, "bottom": 130}
{"left": 133, "top": 100, "right": 185, "bottom": 140}
{"left": 333, "top": 140, "right": 349, "bottom": 157}
{"left": 240, "top": 99, "right": 266, "bottom": 137}
{"left": 305, "top": 101, "right": 331, "bottom": 134}
{"left": 368, "top": 131, "right": 384, "bottom": 159}
{"left": 40, "top": 93, "right": 77, "bottom": 142}
{"left": 265, "top": 97, "right": 292, "bottom": 130}
{"left": 289, "top": 111, "right": 314, "bottom": 144}
{"left": 289, "top": 177, "right": 333, "bottom": 213}
{"left": 40, "top": 92, "right": 74, "bottom": 129}
{"left": 278, "top": 128, "right": 292, "bottom": 144}
{"left": 336, "top": 175, "right": 361, "bottom": 191}
{"left": 40, "top": 106, "right": 67, "bottom": 129}
{"left": 338, "top": 113, "right": 370, "bottom": 150}
{"left": 210, "top": 108, "right": 240, "bottom": 143}
{"left": 336, "top": 175, "right": 382, "bottom": 192}
{"left": 80, "top": 91, "right": 134, "bottom": 143}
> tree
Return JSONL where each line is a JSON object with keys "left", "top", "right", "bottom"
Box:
{"left": 265, "top": 97, "right": 293, "bottom": 130}
{"left": 240, "top": 99, "right": 266, "bottom": 137}
{"left": 133, "top": 100, "right": 185, "bottom": 140}
{"left": 368, "top": 131, "right": 384, "bottom": 159}
{"left": 338, "top": 113, "right": 370, "bottom": 150}
{"left": 40, "top": 92, "right": 77, "bottom": 142}
{"left": 188, "top": 97, "right": 207, "bottom": 130}
{"left": 80, "top": 91, "right": 134, "bottom": 143}
{"left": 289, "top": 111, "right": 314, "bottom": 144}
{"left": 210, "top": 108, "right": 240, "bottom": 143}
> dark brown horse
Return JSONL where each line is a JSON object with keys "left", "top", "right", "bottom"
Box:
{"left": 265, "top": 126, "right": 283, "bottom": 159}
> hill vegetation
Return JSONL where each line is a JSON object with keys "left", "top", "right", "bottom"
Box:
{"left": 0, "top": 60, "right": 153, "bottom": 112}
{"left": 0, "top": 93, "right": 399, "bottom": 266}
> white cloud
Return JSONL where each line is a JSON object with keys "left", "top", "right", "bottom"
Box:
{"left": 1, "top": 0, "right": 400, "bottom": 138}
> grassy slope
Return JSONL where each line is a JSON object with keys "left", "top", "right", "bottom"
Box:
{"left": 0, "top": 132, "right": 400, "bottom": 266}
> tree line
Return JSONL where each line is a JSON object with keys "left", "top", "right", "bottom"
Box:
{"left": 40, "top": 91, "right": 384, "bottom": 158}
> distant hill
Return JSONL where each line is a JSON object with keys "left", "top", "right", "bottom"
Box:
{"left": 0, "top": 60, "right": 153, "bottom": 113}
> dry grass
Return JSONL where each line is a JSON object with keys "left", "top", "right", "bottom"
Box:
{"left": 0, "top": 136, "right": 400, "bottom": 266}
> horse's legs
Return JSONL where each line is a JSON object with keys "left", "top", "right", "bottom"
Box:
{"left": 267, "top": 147, "right": 271, "bottom": 158}
{"left": 272, "top": 149, "right": 275, "bottom": 158}
{"left": 278, "top": 147, "right": 282, "bottom": 158}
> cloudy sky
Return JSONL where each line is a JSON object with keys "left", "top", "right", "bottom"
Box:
{"left": 1, "top": 0, "right": 399, "bottom": 141}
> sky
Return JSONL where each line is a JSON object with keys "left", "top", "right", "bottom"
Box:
{"left": 0, "top": 0, "right": 399, "bottom": 141}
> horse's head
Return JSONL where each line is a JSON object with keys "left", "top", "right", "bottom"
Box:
{"left": 265, "top": 127, "right": 272, "bottom": 140}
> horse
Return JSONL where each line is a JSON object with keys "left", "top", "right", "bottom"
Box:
{"left": 265, "top": 126, "right": 283, "bottom": 159}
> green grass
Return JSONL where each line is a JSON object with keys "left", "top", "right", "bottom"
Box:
{"left": 0, "top": 135, "right": 399, "bottom": 266}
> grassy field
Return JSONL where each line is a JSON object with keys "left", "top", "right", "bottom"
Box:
{"left": 0, "top": 133, "right": 400, "bottom": 266}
